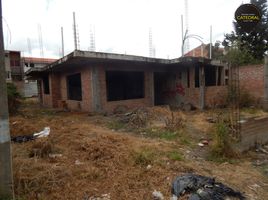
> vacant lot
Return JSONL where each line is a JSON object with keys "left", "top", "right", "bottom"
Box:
{"left": 10, "top": 99, "right": 268, "bottom": 200}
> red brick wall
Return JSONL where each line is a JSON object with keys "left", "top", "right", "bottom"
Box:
{"left": 205, "top": 86, "right": 227, "bottom": 108}
{"left": 41, "top": 75, "right": 53, "bottom": 107}
{"left": 51, "top": 73, "right": 61, "bottom": 108}
{"left": 99, "top": 66, "right": 153, "bottom": 113}
{"left": 239, "top": 65, "right": 264, "bottom": 99}
{"left": 184, "top": 88, "right": 200, "bottom": 108}
{"left": 59, "top": 67, "right": 93, "bottom": 112}
{"left": 184, "top": 44, "right": 209, "bottom": 58}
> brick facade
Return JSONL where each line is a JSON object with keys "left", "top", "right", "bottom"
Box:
{"left": 40, "top": 64, "right": 227, "bottom": 112}
{"left": 98, "top": 66, "right": 153, "bottom": 113}
{"left": 59, "top": 67, "right": 93, "bottom": 112}
{"left": 41, "top": 74, "right": 53, "bottom": 107}
{"left": 239, "top": 64, "right": 264, "bottom": 100}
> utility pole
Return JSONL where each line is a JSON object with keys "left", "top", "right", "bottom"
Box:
{"left": 0, "top": 0, "right": 14, "bottom": 198}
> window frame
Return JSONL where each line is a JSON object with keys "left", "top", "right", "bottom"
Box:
{"left": 106, "top": 71, "right": 145, "bottom": 102}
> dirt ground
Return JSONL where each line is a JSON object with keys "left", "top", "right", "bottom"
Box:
{"left": 10, "top": 99, "right": 268, "bottom": 200}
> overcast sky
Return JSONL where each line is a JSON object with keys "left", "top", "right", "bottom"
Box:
{"left": 2, "top": 0, "right": 248, "bottom": 59}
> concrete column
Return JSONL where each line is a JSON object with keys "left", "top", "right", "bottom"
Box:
{"left": 149, "top": 71, "right": 154, "bottom": 106}
{"left": 91, "top": 66, "right": 101, "bottom": 112}
{"left": 199, "top": 65, "right": 205, "bottom": 110}
{"left": 264, "top": 56, "right": 268, "bottom": 110}
{"left": 265, "top": 56, "right": 268, "bottom": 99}
{"left": 216, "top": 66, "right": 219, "bottom": 86}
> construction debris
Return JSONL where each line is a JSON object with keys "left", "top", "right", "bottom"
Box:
{"left": 198, "top": 139, "right": 209, "bottom": 147}
{"left": 121, "top": 107, "right": 151, "bottom": 128}
{"left": 86, "top": 193, "right": 111, "bottom": 200}
{"left": 11, "top": 127, "right": 50, "bottom": 143}
{"left": 171, "top": 173, "right": 245, "bottom": 200}
{"left": 152, "top": 190, "right": 164, "bottom": 200}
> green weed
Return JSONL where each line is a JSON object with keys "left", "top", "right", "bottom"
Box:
{"left": 208, "top": 122, "right": 238, "bottom": 163}
{"left": 167, "top": 151, "right": 183, "bottom": 161}
{"left": 132, "top": 149, "right": 155, "bottom": 166}
{"left": 107, "top": 120, "right": 126, "bottom": 130}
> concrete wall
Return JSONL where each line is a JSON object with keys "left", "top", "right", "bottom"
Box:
{"left": 235, "top": 117, "right": 268, "bottom": 152}
{"left": 239, "top": 64, "right": 264, "bottom": 100}
{"left": 24, "top": 81, "right": 38, "bottom": 97}
{"left": 205, "top": 86, "right": 227, "bottom": 108}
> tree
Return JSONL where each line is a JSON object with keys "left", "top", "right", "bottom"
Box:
{"left": 223, "top": 0, "right": 268, "bottom": 60}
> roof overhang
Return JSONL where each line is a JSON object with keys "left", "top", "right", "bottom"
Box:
{"left": 25, "top": 50, "right": 225, "bottom": 78}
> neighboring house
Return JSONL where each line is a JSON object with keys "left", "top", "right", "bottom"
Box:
{"left": 184, "top": 44, "right": 209, "bottom": 58}
{"left": 23, "top": 57, "right": 57, "bottom": 97}
{"left": 5, "top": 50, "right": 24, "bottom": 94}
{"left": 26, "top": 50, "right": 228, "bottom": 113}
{"left": 184, "top": 44, "right": 225, "bottom": 60}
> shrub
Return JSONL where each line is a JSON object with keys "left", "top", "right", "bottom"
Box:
{"left": 7, "top": 83, "right": 21, "bottom": 114}
{"left": 209, "top": 122, "right": 238, "bottom": 162}
{"left": 164, "top": 112, "right": 185, "bottom": 132}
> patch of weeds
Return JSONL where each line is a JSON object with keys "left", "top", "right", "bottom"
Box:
{"left": 159, "top": 130, "right": 179, "bottom": 140}
{"left": 208, "top": 122, "right": 239, "bottom": 163}
{"left": 28, "top": 138, "right": 58, "bottom": 158}
{"left": 107, "top": 120, "right": 126, "bottom": 130}
{"left": 206, "top": 154, "right": 238, "bottom": 164}
{"left": 144, "top": 128, "right": 179, "bottom": 140}
{"left": 144, "top": 128, "right": 193, "bottom": 147}
{"left": 241, "top": 107, "right": 261, "bottom": 115}
{"left": 178, "top": 134, "right": 192, "bottom": 146}
{"left": 167, "top": 151, "right": 183, "bottom": 161}
{"left": 132, "top": 149, "right": 156, "bottom": 166}
{"left": 260, "top": 165, "right": 268, "bottom": 177}
{"left": 40, "top": 109, "right": 56, "bottom": 116}
{"left": 32, "top": 108, "right": 56, "bottom": 116}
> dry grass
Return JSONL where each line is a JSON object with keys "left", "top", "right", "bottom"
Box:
{"left": 10, "top": 100, "right": 268, "bottom": 200}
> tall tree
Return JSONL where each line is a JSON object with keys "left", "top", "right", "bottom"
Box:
{"left": 223, "top": 0, "right": 268, "bottom": 60}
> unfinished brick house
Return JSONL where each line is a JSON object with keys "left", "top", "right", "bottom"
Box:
{"left": 26, "top": 50, "right": 228, "bottom": 113}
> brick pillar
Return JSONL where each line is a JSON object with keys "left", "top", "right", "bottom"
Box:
{"left": 51, "top": 72, "right": 61, "bottom": 108}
